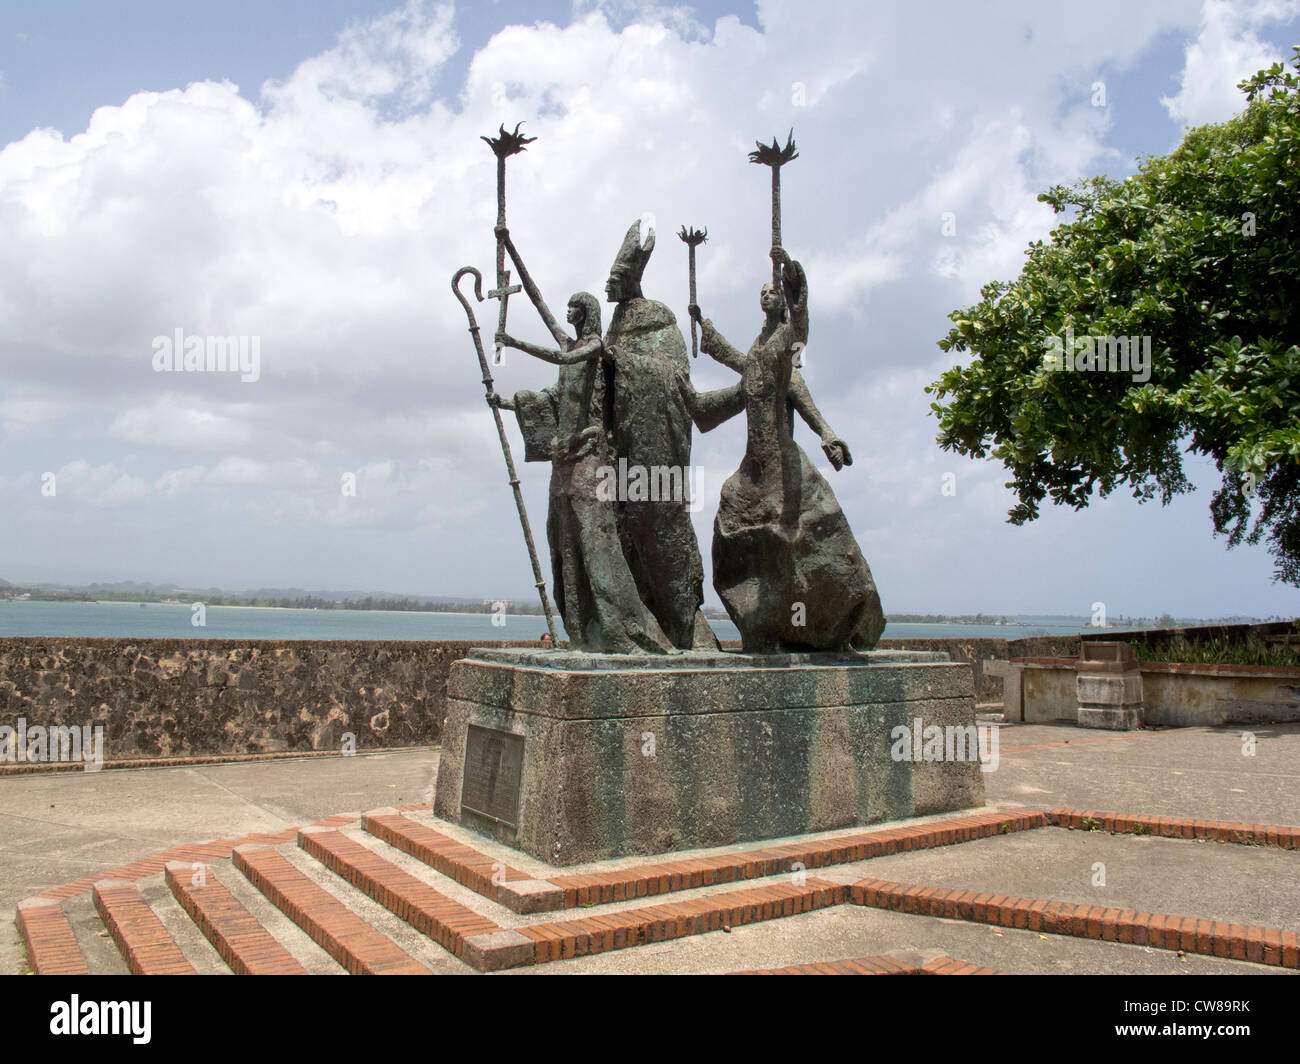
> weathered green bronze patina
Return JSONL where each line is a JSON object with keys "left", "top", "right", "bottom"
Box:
{"left": 692, "top": 248, "right": 885, "bottom": 651}
{"left": 454, "top": 125, "right": 884, "bottom": 655}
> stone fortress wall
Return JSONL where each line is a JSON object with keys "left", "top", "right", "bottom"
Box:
{"left": 0, "top": 635, "right": 1078, "bottom": 767}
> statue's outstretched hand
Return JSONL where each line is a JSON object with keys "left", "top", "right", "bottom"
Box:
{"left": 697, "top": 318, "right": 723, "bottom": 358}
{"left": 822, "top": 436, "right": 852, "bottom": 470}
{"left": 688, "top": 303, "right": 703, "bottom": 324}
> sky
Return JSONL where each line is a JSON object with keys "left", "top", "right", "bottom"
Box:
{"left": 0, "top": 0, "right": 1298, "bottom": 617}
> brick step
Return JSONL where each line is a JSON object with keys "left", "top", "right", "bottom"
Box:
{"left": 472, "top": 877, "right": 848, "bottom": 971}
{"left": 232, "top": 845, "right": 432, "bottom": 975}
{"left": 546, "top": 809, "right": 1047, "bottom": 908}
{"left": 137, "top": 875, "right": 239, "bottom": 974}
{"left": 362, "top": 812, "right": 548, "bottom": 911}
{"left": 850, "top": 877, "right": 1300, "bottom": 969}
{"left": 199, "top": 856, "right": 349, "bottom": 974}
{"left": 59, "top": 892, "right": 132, "bottom": 975}
{"left": 16, "top": 898, "right": 89, "bottom": 975}
{"left": 365, "top": 808, "right": 1046, "bottom": 914}
{"left": 166, "top": 862, "right": 309, "bottom": 975}
{"left": 298, "top": 827, "right": 503, "bottom": 956}
{"left": 92, "top": 881, "right": 197, "bottom": 975}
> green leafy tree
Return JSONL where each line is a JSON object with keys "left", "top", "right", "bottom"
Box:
{"left": 928, "top": 48, "right": 1300, "bottom": 584}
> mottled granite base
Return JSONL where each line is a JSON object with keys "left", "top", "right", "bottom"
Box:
{"left": 433, "top": 648, "right": 986, "bottom": 865}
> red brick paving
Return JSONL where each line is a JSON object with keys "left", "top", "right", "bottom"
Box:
{"left": 298, "top": 828, "right": 501, "bottom": 957}
{"left": 232, "top": 846, "right": 430, "bottom": 975}
{"left": 93, "top": 881, "right": 196, "bottom": 975}
{"left": 165, "top": 862, "right": 307, "bottom": 975}
{"left": 1049, "top": 808, "right": 1298, "bottom": 849}
{"left": 16, "top": 899, "right": 89, "bottom": 975}
{"left": 849, "top": 877, "right": 1300, "bottom": 970}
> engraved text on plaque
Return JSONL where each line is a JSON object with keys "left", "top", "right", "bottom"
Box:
{"left": 461, "top": 725, "right": 525, "bottom": 828}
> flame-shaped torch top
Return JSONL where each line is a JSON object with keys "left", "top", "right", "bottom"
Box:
{"left": 481, "top": 122, "right": 537, "bottom": 159}
{"left": 748, "top": 129, "right": 799, "bottom": 169}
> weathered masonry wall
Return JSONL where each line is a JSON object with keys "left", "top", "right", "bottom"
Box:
{"left": 1003, "top": 656, "right": 1300, "bottom": 726}
{"left": 0, "top": 635, "right": 1075, "bottom": 766}
{"left": 0, "top": 638, "right": 544, "bottom": 764}
{"left": 877, "top": 636, "right": 1081, "bottom": 703}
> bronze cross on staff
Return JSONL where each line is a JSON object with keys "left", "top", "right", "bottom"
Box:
{"left": 448, "top": 123, "right": 559, "bottom": 643}
{"left": 482, "top": 123, "right": 534, "bottom": 362}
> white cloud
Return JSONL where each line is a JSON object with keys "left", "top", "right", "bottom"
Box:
{"left": 1161, "top": 0, "right": 1300, "bottom": 127}
{"left": 0, "top": 397, "right": 66, "bottom": 430}
{"left": 2, "top": 0, "right": 1291, "bottom": 611}
{"left": 23, "top": 460, "right": 152, "bottom": 507}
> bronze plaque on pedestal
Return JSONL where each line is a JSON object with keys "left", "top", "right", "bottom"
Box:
{"left": 461, "top": 725, "right": 525, "bottom": 828}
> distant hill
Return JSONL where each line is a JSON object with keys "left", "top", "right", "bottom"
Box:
{"left": 85, "top": 580, "right": 183, "bottom": 594}
{"left": 240, "top": 588, "right": 484, "bottom": 604}
{"left": 5, "top": 579, "right": 503, "bottom": 608}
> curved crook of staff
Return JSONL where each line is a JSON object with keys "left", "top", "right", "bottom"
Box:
{"left": 451, "top": 265, "right": 559, "bottom": 643}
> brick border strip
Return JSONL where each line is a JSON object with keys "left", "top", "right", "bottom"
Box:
{"left": 370, "top": 808, "right": 1046, "bottom": 915}
{"left": 735, "top": 954, "right": 1003, "bottom": 975}
{"left": 232, "top": 845, "right": 431, "bottom": 975}
{"left": 361, "top": 813, "right": 556, "bottom": 913}
{"left": 16, "top": 897, "right": 90, "bottom": 975}
{"left": 92, "top": 880, "right": 197, "bottom": 975}
{"left": 546, "top": 809, "right": 1047, "bottom": 908}
{"left": 1049, "top": 808, "right": 1298, "bottom": 849}
{"left": 850, "top": 877, "right": 1300, "bottom": 970}
{"left": 165, "top": 862, "right": 308, "bottom": 975}
{"left": 464, "top": 878, "right": 848, "bottom": 971}
{"left": 298, "top": 828, "right": 502, "bottom": 956}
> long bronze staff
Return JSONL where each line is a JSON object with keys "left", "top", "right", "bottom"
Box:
{"left": 749, "top": 129, "right": 798, "bottom": 288}
{"left": 450, "top": 123, "right": 557, "bottom": 642}
{"left": 677, "top": 225, "right": 707, "bottom": 358}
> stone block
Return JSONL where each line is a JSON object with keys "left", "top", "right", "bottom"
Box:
{"left": 460, "top": 930, "right": 536, "bottom": 972}
{"left": 1077, "top": 651, "right": 1143, "bottom": 730}
{"left": 495, "top": 879, "right": 566, "bottom": 914}
{"left": 433, "top": 648, "right": 986, "bottom": 865}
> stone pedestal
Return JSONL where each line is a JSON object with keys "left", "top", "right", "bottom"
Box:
{"left": 433, "top": 648, "right": 987, "bottom": 865}
{"left": 1076, "top": 641, "right": 1143, "bottom": 730}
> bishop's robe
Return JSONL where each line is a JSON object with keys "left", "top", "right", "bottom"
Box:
{"left": 604, "top": 297, "right": 717, "bottom": 650}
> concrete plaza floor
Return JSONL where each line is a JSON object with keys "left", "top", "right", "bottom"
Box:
{"left": 3, "top": 721, "right": 1297, "bottom": 975}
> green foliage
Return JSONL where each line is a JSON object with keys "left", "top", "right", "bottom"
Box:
{"left": 1130, "top": 634, "right": 1300, "bottom": 666}
{"left": 927, "top": 48, "right": 1300, "bottom": 584}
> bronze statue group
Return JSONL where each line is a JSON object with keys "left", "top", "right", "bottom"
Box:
{"left": 456, "top": 128, "right": 885, "bottom": 655}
